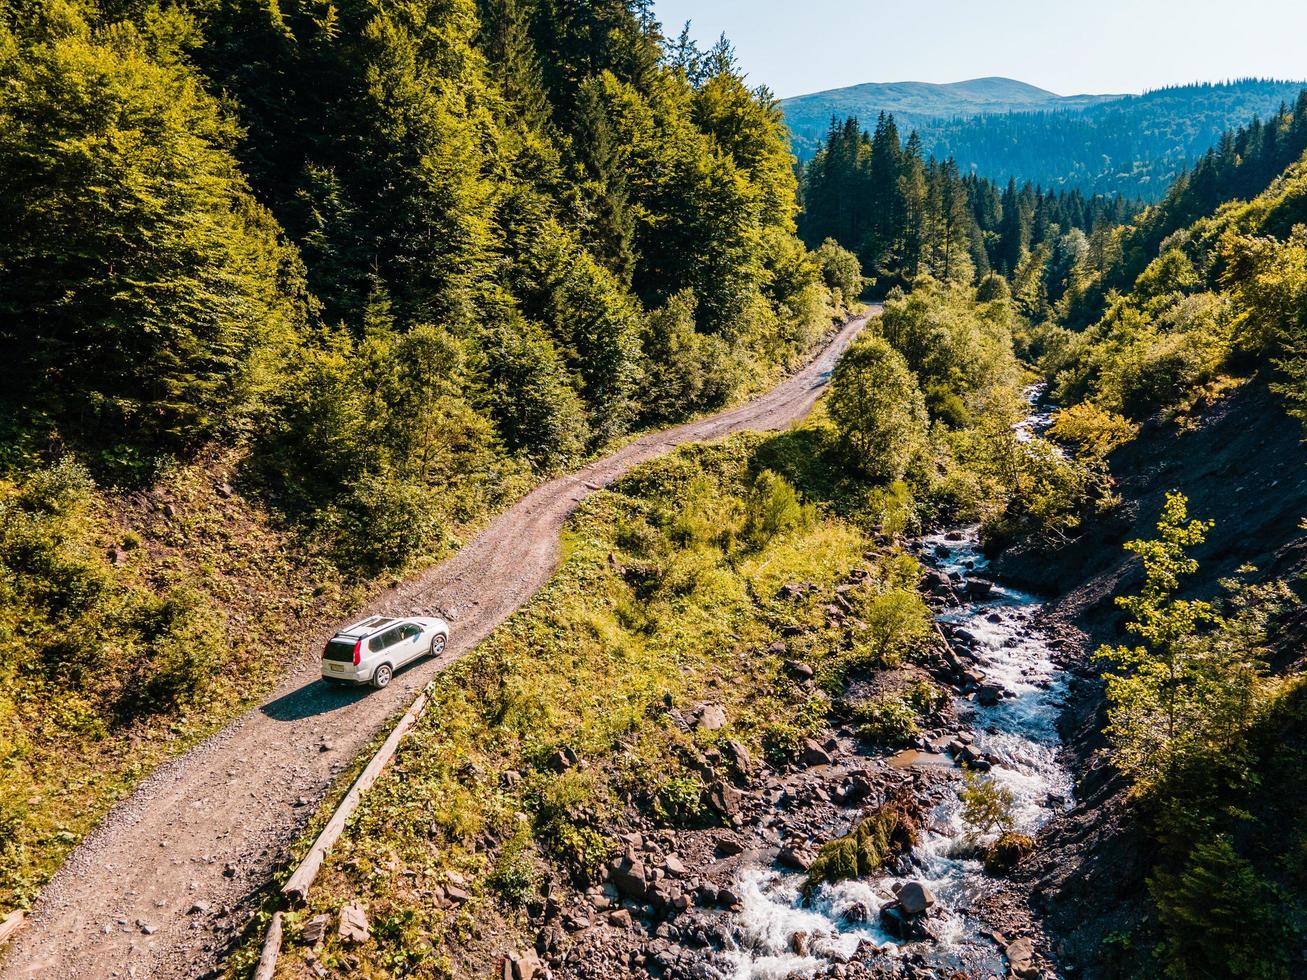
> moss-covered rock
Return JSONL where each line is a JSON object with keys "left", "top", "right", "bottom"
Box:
{"left": 984, "top": 831, "right": 1035, "bottom": 875}
{"left": 805, "top": 800, "right": 918, "bottom": 888}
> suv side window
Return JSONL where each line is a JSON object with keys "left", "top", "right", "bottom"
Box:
{"left": 400, "top": 623, "right": 421, "bottom": 641}
{"left": 369, "top": 627, "right": 404, "bottom": 652}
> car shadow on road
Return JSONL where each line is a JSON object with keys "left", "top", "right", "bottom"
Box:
{"left": 260, "top": 679, "right": 372, "bottom": 721}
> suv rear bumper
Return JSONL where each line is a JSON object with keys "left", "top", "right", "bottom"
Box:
{"left": 322, "top": 662, "right": 370, "bottom": 684}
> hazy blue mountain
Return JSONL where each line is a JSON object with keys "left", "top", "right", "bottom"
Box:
{"left": 783, "top": 77, "right": 1307, "bottom": 200}
{"left": 781, "top": 76, "right": 1118, "bottom": 155}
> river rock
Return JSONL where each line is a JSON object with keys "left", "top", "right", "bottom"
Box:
{"left": 978, "top": 684, "right": 1005, "bottom": 706}
{"left": 799, "top": 738, "right": 833, "bottom": 766}
{"left": 715, "top": 836, "right": 745, "bottom": 857}
{"left": 879, "top": 904, "right": 930, "bottom": 941}
{"left": 789, "top": 930, "right": 809, "bottom": 956}
{"left": 1006, "top": 937, "right": 1039, "bottom": 978}
{"left": 896, "top": 881, "right": 935, "bottom": 915}
{"left": 777, "top": 844, "right": 816, "bottom": 871}
{"left": 921, "top": 570, "right": 951, "bottom": 593}
{"left": 716, "top": 886, "right": 742, "bottom": 909}
{"left": 965, "top": 578, "right": 995, "bottom": 598}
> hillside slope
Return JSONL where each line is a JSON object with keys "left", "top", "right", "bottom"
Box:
{"left": 994, "top": 380, "right": 1307, "bottom": 976}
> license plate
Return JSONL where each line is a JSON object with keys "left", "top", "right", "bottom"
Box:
{"left": 329, "top": 664, "right": 344, "bottom": 672}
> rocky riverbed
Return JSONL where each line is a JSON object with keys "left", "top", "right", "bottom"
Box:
{"left": 498, "top": 523, "right": 1076, "bottom": 980}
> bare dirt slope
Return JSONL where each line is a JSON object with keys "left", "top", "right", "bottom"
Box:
{"left": 1, "top": 313, "right": 870, "bottom": 980}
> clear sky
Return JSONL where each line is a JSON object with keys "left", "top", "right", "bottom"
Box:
{"left": 651, "top": 0, "right": 1307, "bottom": 99}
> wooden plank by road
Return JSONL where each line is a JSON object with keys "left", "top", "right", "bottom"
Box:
{"left": 281, "top": 690, "right": 430, "bottom": 904}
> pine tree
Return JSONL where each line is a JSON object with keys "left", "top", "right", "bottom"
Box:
{"left": 477, "top": 0, "right": 552, "bottom": 130}
{"left": 572, "top": 77, "right": 637, "bottom": 284}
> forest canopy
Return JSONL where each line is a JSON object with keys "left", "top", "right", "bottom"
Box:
{"left": 0, "top": 0, "right": 862, "bottom": 568}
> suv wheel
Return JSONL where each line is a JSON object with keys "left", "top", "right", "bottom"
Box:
{"left": 372, "top": 664, "right": 393, "bottom": 689}
{"left": 430, "top": 633, "right": 447, "bottom": 656}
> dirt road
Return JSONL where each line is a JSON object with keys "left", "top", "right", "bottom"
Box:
{"left": 0, "top": 312, "right": 870, "bottom": 980}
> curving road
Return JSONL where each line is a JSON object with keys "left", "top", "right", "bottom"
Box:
{"left": 0, "top": 311, "right": 871, "bottom": 980}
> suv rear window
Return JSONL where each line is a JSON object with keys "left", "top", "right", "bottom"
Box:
{"left": 323, "top": 638, "right": 357, "bottom": 663}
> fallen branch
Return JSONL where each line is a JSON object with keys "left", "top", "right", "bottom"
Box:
{"left": 282, "top": 690, "right": 429, "bottom": 904}
{"left": 0, "top": 910, "right": 26, "bottom": 947}
{"left": 252, "top": 911, "right": 282, "bottom": 980}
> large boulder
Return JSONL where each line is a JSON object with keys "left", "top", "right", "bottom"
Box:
{"left": 895, "top": 880, "right": 935, "bottom": 915}
{"left": 609, "top": 857, "right": 651, "bottom": 901}
{"left": 503, "top": 948, "right": 542, "bottom": 980}
{"left": 921, "top": 570, "right": 951, "bottom": 594}
{"left": 1006, "top": 937, "right": 1039, "bottom": 978}
{"left": 704, "top": 779, "right": 744, "bottom": 818}
{"left": 691, "top": 703, "right": 728, "bottom": 730}
{"left": 879, "top": 904, "right": 931, "bottom": 941}
{"left": 723, "top": 739, "right": 752, "bottom": 776}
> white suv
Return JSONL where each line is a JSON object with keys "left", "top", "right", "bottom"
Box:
{"left": 321, "top": 615, "right": 450, "bottom": 688}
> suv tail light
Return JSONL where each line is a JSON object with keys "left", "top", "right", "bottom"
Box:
{"left": 353, "top": 639, "right": 362, "bottom": 666}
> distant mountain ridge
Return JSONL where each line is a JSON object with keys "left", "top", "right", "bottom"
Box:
{"left": 782, "top": 77, "right": 1119, "bottom": 146}
{"left": 782, "top": 77, "right": 1307, "bottom": 200}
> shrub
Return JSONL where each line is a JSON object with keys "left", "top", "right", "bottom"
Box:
{"left": 960, "top": 767, "right": 1016, "bottom": 840}
{"left": 760, "top": 692, "right": 831, "bottom": 764}
{"left": 815, "top": 238, "right": 864, "bottom": 303}
{"left": 741, "top": 470, "right": 812, "bottom": 550}
{"left": 123, "top": 589, "right": 224, "bottom": 717}
{"left": 1049, "top": 402, "right": 1139, "bottom": 459}
{"left": 984, "top": 831, "right": 1034, "bottom": 875}
{"left": 851, "top": 694, "right": 919, "bottom": 746}
{"left": 487, "top": 832, "right": 542, "bottom": 909}
{"left": 1151, "top": 835, "right": 1297, "bottom": 979}
{"left": 904, "top": 679, "right": 949, "bottom": 716}
{"left": 653, "top": 775, "right": 705, "bottom": 826}
{"left": 858, "top": 589, "right": 933, "bottom": 667}
{"left": 534, "top": 769, "right": 615, "bottom": 879}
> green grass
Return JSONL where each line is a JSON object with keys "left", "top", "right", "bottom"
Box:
{"left": 274, "top": 429, "right": 928, "bottom": 977}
